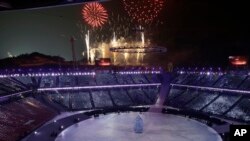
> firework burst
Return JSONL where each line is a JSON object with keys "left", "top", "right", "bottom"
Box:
{"left": 123, "top": 0, "right": 166, "bottom": 25}
{"left": 82, "top": 2, "right": 108, "bottom": 28}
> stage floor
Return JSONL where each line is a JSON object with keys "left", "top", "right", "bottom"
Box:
{"left": 55, "top": 112, "right": 222, "bottom": 141}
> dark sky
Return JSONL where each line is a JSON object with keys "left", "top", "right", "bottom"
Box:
{"left": 165, "top": 0, "right": 250, "bottom": 67}
{"left": 0, "top": 0, "right": 249, "bottom": 67}
{"left": 0, "top": 4, "right": 83, "bottom": 60}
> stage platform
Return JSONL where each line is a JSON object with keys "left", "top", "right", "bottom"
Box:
{"left": 55, "top": 112, "right": 222, "bottom": 141}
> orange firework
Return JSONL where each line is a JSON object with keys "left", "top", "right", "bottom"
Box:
{"left": 123, "top": 0, "right": 166, "bottom": 25}
{"left": 82, "top": 2, "right": 108, "bottom": 28}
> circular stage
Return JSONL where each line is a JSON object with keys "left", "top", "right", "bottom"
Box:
{"left": 55, "top": 112, "right": 222, "bottom": 141}
{"left": 109, "top": 46, "right": 167, "bottom": 53}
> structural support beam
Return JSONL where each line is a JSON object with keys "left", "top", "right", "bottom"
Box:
{"left": 149, "top": 73, "right": 171, "bottom": 113}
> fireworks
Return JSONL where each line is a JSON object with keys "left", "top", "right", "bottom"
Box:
{"left": 85, "top": 30, "right": 90, "bottom": 62}
{"left": 78, "top": 8, "right": 164, "bottom": 66}
{"left": 82, "top": 2, "right": 108, "bottom": 28}
{"left": 123, "top": 0, "right": 166, "bottom": 24}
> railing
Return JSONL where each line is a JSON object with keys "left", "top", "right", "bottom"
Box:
{"left": 170, "top": 83, "right": 250, "bottom": 95}
{"left": 38, "top": 83, "right": 162, "bottom": 91}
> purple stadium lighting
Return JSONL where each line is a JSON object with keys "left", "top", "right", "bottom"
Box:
{"left": 171, "top": 83, "right": 250, "bottom": 95}
{"left": 177, "top": 70, "right": 225, "bottom": 76}
{"left": 38, "top": 83, "right": 161, "bottom": 91}
{"left": 0, "top": 70, "right": 160, "bottom": 78}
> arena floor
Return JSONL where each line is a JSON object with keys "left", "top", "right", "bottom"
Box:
{"left": 55, "top": 112, "right": 222, "bottom": 141}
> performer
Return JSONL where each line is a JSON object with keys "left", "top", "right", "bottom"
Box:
{"left": 134, "top": 115, "right": 143, "bottom": 133}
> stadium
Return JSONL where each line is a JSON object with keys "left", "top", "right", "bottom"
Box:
{"left": 1, "top": 66, "right": 250, "bottom": 141}
{"left": 0, "top": 0, "right": 249, "bottom": 141}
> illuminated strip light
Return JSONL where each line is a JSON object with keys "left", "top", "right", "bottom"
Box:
{"left": 38, "top": 83, "right": 161, "bottom": 91}
{"left": 170, "top": 83, "right": 250, "bottom": 94}
{"left": 0, "top": 90, "right": 32, "bottom": 99}
{"left": 0, "top": 71, "right": 161, "bottom": 78}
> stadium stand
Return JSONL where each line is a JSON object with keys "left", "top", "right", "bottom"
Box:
{"left": 58, "top": 76, "right": 76, "bottom": 87}
{"left": 91, "top": 90, "right": 113, "bottom": 108}
{"left": 77, "top": 75, "right": 96, "bottom": 86}
{"left": 115, "top": 74, "right": 135, "bottom": 84}
{"left": 95, "top": 73, "right": 118, "bottom": 85}
{"left": 1, "top": 67, "right": 250, "bottom": 141}
{"left": 110, "top": 89, "right": 133, "bottom": 106}
{"left": 226, "top": 97, "right": 250, "bottom": 121}
{"left": 214, "top": 74, "right": 247, "bottom": 89}
{"left": 13, "top": 76, "right": 33, "bottom": 86}
{"left": 40, "top": 76, "right": 57, "bottom": 88}
{"left": 0, "top": 97, "right": 57, "bottom": 141}
{"left": 144, "top": 73, "right": 161, "bottom": 83}
{"left": 127, "top": 88, "right": 152, "bottom": 105}
{"left": 168, "top": 70, "right": 250, "bottom": 123}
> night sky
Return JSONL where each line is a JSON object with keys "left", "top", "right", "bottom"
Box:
{"left": 0, "top": 0, "right": 249, "bottom": 67}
